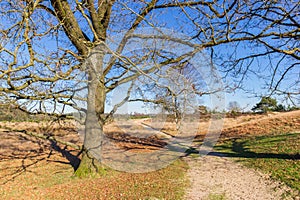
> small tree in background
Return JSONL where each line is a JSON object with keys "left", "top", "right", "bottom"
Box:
{"left": 287, "top": 105, "right": 300, "bottom": 111}
{"left": 198, "top": 105, "right": 208, "bottom": 115}
{"left": 275, "top": 104, "right": 286, "bottom": 112}
{"left": 252, "top": 96, "right": 278, "bottom": 113}
{"left": 228, "top": 101, "right": 241, "bottom": 114}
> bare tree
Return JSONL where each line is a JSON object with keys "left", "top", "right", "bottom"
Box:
{"left": 0, "top": 0, "right": 299, "bottom": 176}
{"left": 228, "top": 101, "right": 241, "bottom": 113}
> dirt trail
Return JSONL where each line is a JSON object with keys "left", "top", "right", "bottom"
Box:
{"left": 135, "top": 112, "right": 300, "bottom": 199}
{"left": 184, "top": 155, "right": 299, "bottom": 200}
{"left": 185, "top": 109, "right": 300, "bottom": 200}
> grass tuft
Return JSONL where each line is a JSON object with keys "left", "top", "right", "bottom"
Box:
{"left": 207, "top": 193, "right": 228, "bottom": 200}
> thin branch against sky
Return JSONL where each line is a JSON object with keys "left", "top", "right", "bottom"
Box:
{"left": 0, "top": 0, "right": 299, "bottom": 115}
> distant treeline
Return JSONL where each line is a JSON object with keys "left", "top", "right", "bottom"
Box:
{"left": 0, "top": 105, "right": 52, "bottom": 122}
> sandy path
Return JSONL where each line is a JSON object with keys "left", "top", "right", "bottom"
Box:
{"left": 184, "top": 155, "right": 299, "bottom": 200}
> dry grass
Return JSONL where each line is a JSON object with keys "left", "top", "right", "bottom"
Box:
{"left": 0, "top": 110, "right": 299, "bottom": 199}
{"left": 0, "top": 154, "right": 188, "bottom": 199}
{"left": 0, "top": 121, "right": 188, "bottom": 200}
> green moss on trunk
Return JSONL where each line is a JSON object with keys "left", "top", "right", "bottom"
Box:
{"left": 74, "top": 151, "right": 107, "bottom": 178}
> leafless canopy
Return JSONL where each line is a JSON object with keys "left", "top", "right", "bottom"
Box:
{"left": 0, "top": 0, "right": 299, "bottom": 120}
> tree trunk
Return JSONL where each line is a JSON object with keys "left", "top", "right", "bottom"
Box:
{"left": 74, "top": 150, "right": 106, "bottom": 177}
{"left": 74, "top": 45, "right": 107, "bottom": 177}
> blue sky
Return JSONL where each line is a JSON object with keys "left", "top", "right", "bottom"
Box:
{"left": 1, "top": 1, "right": 298, "bottom": 115}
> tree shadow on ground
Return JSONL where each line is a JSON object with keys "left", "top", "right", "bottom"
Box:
{"left": 0, "top": 154, "right": 47, "bottom": 184}
{"left": 185, "top": 138, "right": 300, "bottom": 160}
{"left": 0, "top": 138, "right": 81, "bottom": 185}
{"left": 48, "top": 140, "right": 81, "bottom": 170}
